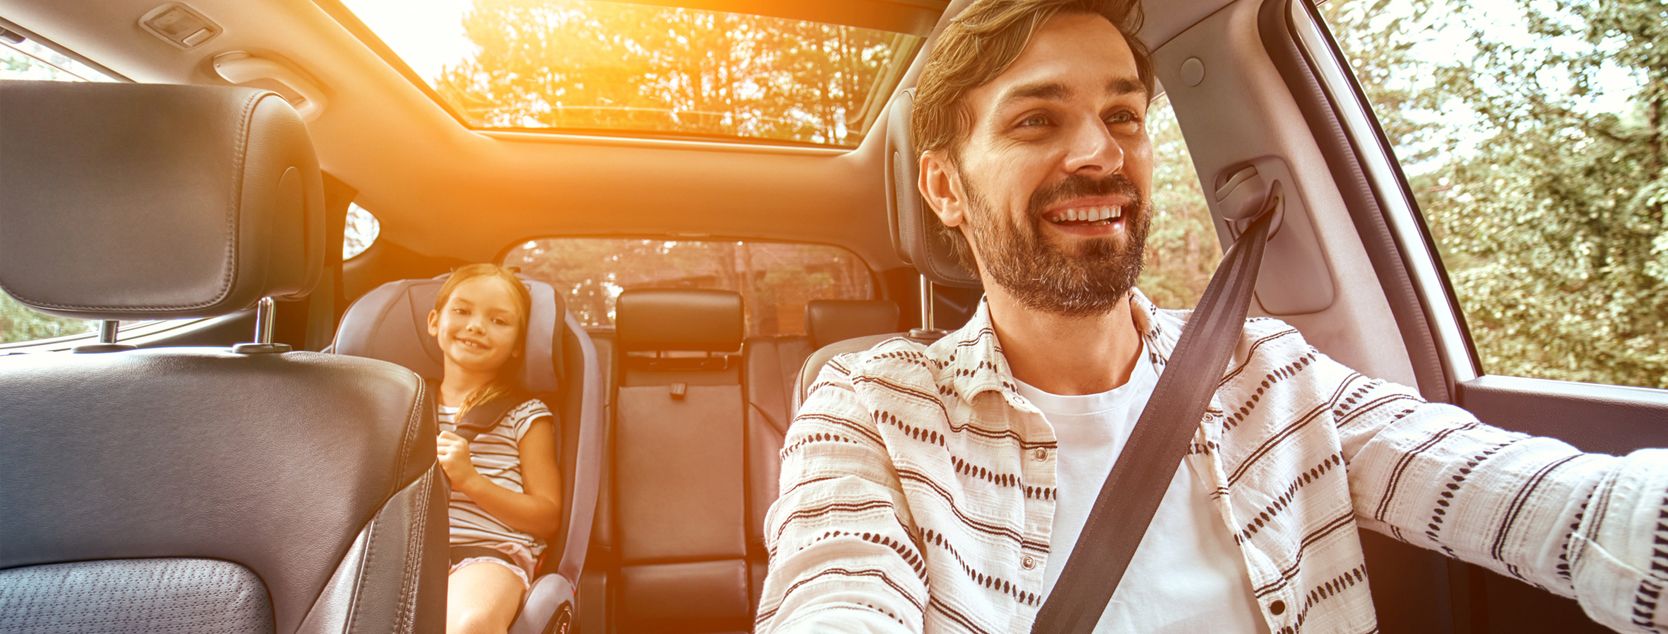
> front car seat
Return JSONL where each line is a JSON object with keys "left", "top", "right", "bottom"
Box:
{"left": 333, "top": 275, "right": 604, "bottom": 634}
{"left": 0, "top": 82, "right": 447, "bottom": 632}
{"left": 796, "top": 88, "right": 981, "bottom": 408}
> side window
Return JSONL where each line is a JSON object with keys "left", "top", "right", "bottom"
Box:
{"left": 504, "top": 239, "right": 874, "bottom": 337}
{"left": 343, "top": 202, "right": 381, "bottom": 259}
{"left": 1137, "top": 93, "right": 1216, "bottom": 309}
{"left": 1319, "top": 1, "right": 1666, "bottom": 389}
{"left": 1, "top": 31, "right": 116, "bottom": 345}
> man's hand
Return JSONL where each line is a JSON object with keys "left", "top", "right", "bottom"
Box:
{"left": 436, "top": 430, "right": 482, "bottom": 492}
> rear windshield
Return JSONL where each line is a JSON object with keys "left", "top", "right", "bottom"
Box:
{"left": 504, "top": 238, "right": 874, "bottom": 337}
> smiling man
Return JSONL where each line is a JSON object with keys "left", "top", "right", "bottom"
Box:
{"left": 755, "top": 1, "right": 1668, "bottom": 632}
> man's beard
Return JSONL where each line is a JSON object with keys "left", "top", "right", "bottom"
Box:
{"left": 962, "top": 173, "right": 1151, "bottom": 317}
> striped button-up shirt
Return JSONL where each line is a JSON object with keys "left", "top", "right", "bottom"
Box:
{"left": 757, "top": 290, "right": 1668, "bottom": 633}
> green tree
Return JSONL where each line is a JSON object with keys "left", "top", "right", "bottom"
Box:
{"left": 433, "top": 0, "right": 912, "bottom": 145}
{"left": 1137, "top": 96, "right": 1216, "bottom": 309}
{"left": 1326, "top": 0, "right": 1668, "bottom": 388}
{"left": 0, "top": 291, "right": 87, "bottom": 344}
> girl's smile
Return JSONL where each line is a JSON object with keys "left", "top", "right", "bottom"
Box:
{"left": 429, "top": 275, "right": 523, "bottom": 373}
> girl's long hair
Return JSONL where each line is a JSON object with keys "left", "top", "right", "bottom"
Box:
{"left": 433, "top": 263, "right": 533, "bottom": 418}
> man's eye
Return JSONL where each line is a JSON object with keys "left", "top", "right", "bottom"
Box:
{"left": 1017, "top": 113, "right": 1051, "bottom": 128}
{"left": 1106, "top": 110, "right": 1141, "bottom": 127}
{"left": 494, "top": 318, "right": 509, "bottom": 326}
{"left": 453, "top": 307, "right": 469, "bottom": 315}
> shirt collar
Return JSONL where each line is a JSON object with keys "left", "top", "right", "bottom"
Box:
{"left": 936, "top": 288, "right": 1184, "bottom": 407}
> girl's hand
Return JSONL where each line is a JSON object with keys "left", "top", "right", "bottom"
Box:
{"left": 436, "top": 431, "right": 482, "bottom": 492}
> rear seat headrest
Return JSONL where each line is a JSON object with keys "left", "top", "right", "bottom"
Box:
{"left": 0, "top": 82, "right": 324, "bottom": 320}
{"left": 332, "top": 275, "right": 564, "bottom": 393}
{"left": 616, "top": 289, "right": 743, "bottom": 353}
{"left": 884, "top": 88, "right": 980, "bottom": 289}
{"left": 807, "top": 299, "right": 901, "bottom": 348}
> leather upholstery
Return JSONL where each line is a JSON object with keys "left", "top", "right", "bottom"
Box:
{"left": 806, "top": 299, "right": 901, "bottom": 348}
{"left": 0, "top": 559, "right": 275, "bottom": 633}
{"left": 884, "top": 88, "right": 980, "bottom": 288}
{"left": 0, "top": 350, "right": 444, "bottom": 632}
{"left": 333, "top": 275, "right": 564, "bottom": 393}
{"left": 616, "top": 289, "right": 744, "bottom": 352}
{"left": 741, "top": 336, "right": 810, "bottom": 606}
{"left": 607, "top": 291, "right": 754, "bottom": 631}
{"left": 0, "top": 82, "right": 324, "bottom": 319}
{"left": 0, "top": 82, "right": 444, "bottom": 633}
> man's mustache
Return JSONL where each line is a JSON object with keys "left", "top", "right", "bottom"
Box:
{"left": 1027, "top": 174, "right": 1143, "bottom": 216}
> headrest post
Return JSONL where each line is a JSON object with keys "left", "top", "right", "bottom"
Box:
{"left": 98, "top": 321, "right": 119, "bottom": 344}
{"left": 919, "top": 275, "right": 935, "bottom": 332}
{"left": 254, "top": 297, "right": 276, "bottom": 345}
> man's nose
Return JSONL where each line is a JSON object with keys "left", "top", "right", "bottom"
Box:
{"left": 1061, "top": 119, "right": 1124, "bottom": 176}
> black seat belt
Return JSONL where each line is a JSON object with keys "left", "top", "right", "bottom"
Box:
{"left": 1031, "top": 184, "right": 1282, "bottom": 633}
{"left": 429, "top": 380, "right": 529, "bottom": 442}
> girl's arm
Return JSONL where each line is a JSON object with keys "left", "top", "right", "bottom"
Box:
{"left": 444, "top": 417, "right": 564, "bottom": 540}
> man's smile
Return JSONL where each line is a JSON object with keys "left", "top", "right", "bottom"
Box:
{"left": 1040, "top": 196, "right": 1132, "bottom": 237}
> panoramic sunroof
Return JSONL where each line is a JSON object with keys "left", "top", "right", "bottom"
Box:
{"left": 330, "top": 0, "right": 927, "bottom": 148}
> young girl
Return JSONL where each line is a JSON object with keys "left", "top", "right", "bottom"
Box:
{"left": 428, "top": 263, "right": 563, "bottom": 634}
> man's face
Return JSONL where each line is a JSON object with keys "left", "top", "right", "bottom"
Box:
{"left": 924, "top": 12, "right": 1154, "bottom": 316}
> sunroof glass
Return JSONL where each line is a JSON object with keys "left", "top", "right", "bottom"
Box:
{"left": 333, "top": 0, "right": 925, "bottom": 147}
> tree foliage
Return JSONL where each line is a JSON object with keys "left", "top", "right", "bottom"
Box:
{"left": 0, "top": 292, "right": 87, "bottom": 343}
{"left": 1326, "top": 0, "right": 1668, "bottom": 388}
{"left": 1137, "top": 97, "right": 1216, "bottom": 309}
{"left": 434, "top": 0, "right": 916, "bottom": 145}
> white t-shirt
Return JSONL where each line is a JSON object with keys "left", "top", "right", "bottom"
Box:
{"left": 1015, "top": 349, "right": 1269, "bottom": 633}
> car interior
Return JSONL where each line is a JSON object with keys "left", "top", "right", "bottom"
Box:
{"left": 1, "top": 0, "right": 1665, "bottom": 632}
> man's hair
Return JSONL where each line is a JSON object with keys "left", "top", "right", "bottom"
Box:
{"left": 910, "top": 0, "right": 1153, "bottom": 272}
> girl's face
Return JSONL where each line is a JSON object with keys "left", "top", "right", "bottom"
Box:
{"left": 427, "top": 275, "right": 523, "bottom": 374}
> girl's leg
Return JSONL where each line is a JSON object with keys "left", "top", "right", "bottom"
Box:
{"left": 446, "top": 561, "right": 527, "bottom": 634}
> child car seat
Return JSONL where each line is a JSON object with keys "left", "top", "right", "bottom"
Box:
{"left": 333, "top": 274, "right": 603, "bottom": 634}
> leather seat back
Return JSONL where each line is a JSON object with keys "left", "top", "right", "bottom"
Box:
{"left": 0, "top": 82, "right": 446, "bottom": 632}
{"left": 610, "top": 289, "right": 753, "bottom": 632}
{"left": 743, "top": 299, "right": 901, "bottom": 602}
{"left": 795, "top": 89, "right": 981, "bottom": 411}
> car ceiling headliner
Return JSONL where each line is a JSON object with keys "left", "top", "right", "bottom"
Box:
{"left": 2, "top": 0, "right": 1234, "bottom": 270}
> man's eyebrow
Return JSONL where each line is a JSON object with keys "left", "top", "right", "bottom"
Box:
{"left": 994, "top": 77, "right": 1146, "bottom": 111}
{"left": 1108, "top": 77, "right": 1144, "bottom": 96}
{"left": 995, "top": 81, "right": 1071, "bottom": 109}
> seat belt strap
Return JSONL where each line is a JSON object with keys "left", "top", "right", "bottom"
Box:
{"left": 429, "top": 380, "right": 528, "bottom": 442}
{"left": 1031, "top": 185, "right": 1281, "bottom": 633}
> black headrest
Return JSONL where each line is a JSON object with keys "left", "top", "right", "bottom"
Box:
{"left": 332, "top": 275, "right": 564, "bottom": 393}
{"left": 616, "top": 289, "right": 743, "bottom": 353}
{"left": 884, "top": 88, "right": 980, "bottom": 288}
{"left": 0, "top": 82, "right": 324, "bottom": 320}
{"left": 806, "top": 299, "right": 901, "bottom": 348}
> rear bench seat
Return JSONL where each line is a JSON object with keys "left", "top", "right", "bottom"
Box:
{"left": 597, "top": 291, "right": 898, "bottom": 632}
{"left": 608, "top": 289, "right": 754, "bottom": 632}
{"left": 743, "top": 299, "right": 900, "bottom": 602}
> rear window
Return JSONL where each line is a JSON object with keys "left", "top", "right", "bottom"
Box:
{"left": 504, "top": 238, "right": 874, "bottom": 337}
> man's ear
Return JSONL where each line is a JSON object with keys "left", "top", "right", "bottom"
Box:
{"left": 919, "top": 149, "right": 967, "bottom": 229}
{"left": 427, "top": 309, "right": 440, "bottom": 338}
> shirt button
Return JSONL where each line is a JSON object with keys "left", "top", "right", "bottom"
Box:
{"left": 1021, "top": 556, "right": 1037, "bottom": 570}
{"left": 1269, "top": 600, "right": 1286, "bottom": 615}
{"left": 1033, "top": 448, "right": 1048, "bottom": 461}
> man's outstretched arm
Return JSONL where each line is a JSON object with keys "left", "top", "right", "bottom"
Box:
{"left": 1333, "top": 357, "right": 1668, "bottom": 632}
{"left": 756, "top": 357, "right": 929, "bottom": 633}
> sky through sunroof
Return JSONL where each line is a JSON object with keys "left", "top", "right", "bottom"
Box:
{"left": 336, "top": 0, "right": 924, "bottom": 147}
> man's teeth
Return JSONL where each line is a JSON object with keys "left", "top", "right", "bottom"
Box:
{"left": 1054, "top": 206, "right": 1122, "bottom": 223}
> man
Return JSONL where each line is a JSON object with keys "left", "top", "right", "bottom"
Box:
{"left": 756, "top": 0, "right": 1667, "bottom": 632}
